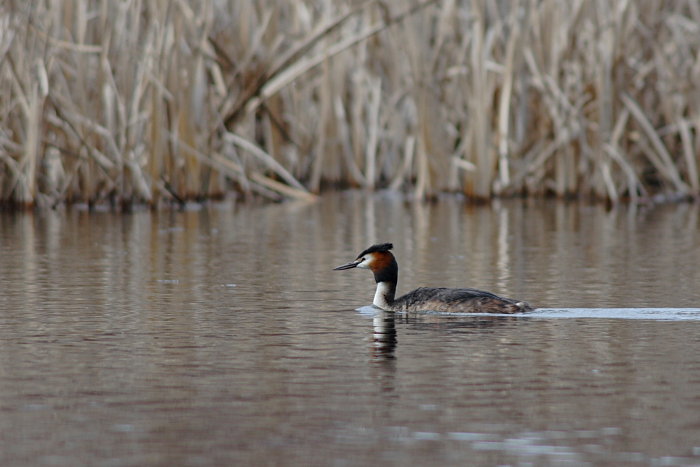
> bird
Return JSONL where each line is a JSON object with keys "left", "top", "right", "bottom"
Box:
{"left": 334, "top": 243, "right": 532, "bottom": 313}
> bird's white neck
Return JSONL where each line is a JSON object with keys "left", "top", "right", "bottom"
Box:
{"left": 373, "top": 281, "right": 396, "bottom": 310}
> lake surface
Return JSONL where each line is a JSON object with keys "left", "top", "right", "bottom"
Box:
{"left": 1, "top": 192, "right": 700, "bottom": 466}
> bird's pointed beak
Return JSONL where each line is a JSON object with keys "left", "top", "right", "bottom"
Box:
{"left": 333, "top": 259, "right": 361, "bottom": 270}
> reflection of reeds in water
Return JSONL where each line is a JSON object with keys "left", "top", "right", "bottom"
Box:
{"left": 1, "top": 1, "right": 699, "bottom": 208}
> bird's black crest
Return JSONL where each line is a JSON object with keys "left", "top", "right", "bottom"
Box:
{"left": 357, "top": 243, "right": 393, "bottom": 258}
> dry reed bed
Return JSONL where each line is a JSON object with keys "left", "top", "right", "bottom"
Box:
{"left": 1, "top": 0, "right": 699, "bottom": 208}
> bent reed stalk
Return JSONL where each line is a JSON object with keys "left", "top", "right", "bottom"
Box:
{"left": 1, "top": 0, "right": 700, "bottom": 208}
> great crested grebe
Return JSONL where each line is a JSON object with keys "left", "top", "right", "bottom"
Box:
{"left": 334, "top": 243, "right": 533, "bottom": 313}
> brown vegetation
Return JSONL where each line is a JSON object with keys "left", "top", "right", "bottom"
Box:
{"left": 1, "top": 1, "right": 700, "bottom": 208}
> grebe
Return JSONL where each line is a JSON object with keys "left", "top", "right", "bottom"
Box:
{"left": 334, "top": 243, "right": 532, "bottom": 313}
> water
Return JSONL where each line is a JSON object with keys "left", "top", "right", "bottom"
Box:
{"left": 1, "top": 192, "right": 700, "bottom": 466}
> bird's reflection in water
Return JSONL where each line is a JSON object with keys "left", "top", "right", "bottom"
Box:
{"left": 368, "top": 311, "right": 523, "bottom": 395}
{"left": 371, "top": 311, "right": 397, "bottom": 360}
{"left": 370, "top": 311, "right": 523, "bottom": 361}
{"left": 369, "top": 311, "right": 398, "bottom": 395}
{"left": 395, "top": 313, "right": 523, "bottom": 332}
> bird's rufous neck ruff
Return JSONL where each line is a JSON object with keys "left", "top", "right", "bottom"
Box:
{"left": 369, "top": 252, "right": 398, "bottom": 284}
